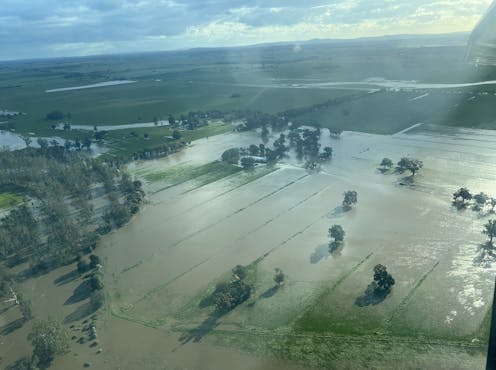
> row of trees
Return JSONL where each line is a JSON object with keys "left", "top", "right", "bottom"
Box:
{"left": 380, "top": 157, "right": 423, "bottom": 176}
{"left": 222, "top": 126, "right": 334, "bottom": 170}
{"left": 0, "top": 146, "right": 144, "bottom": 271}
{"left": 452, "top": 187, "right": 496, "bottom": 212}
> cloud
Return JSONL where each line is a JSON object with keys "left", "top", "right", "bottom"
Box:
{"left": 0, "top": 0, "right": 493, "bottom": 60}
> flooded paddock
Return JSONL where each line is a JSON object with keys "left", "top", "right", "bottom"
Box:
{"left": 73, "top": 124, "right": 496, "bottom": 368}
{"left": 6, "top": 125, "right": 494, "bottom": 369}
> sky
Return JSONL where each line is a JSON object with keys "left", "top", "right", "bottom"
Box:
{"left": 0, "top": 0, "right": 493, "bottom": 60}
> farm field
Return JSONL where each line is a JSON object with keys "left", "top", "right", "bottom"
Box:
{"left": 25, "top": 124, "right": 494, "bottom": 369}
{"left": 3, "top": 34, "right": 496, "bottom": 370}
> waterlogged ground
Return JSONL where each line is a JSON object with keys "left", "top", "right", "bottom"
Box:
{"left": 5, "top": 125, "right": 495, "bottom": 369}
{"left": 71, "top": 124, "right": 496, "bottom": 369}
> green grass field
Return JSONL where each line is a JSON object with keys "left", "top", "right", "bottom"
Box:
{"left": 0, "top": 192, "right": 23, "bottom": 209}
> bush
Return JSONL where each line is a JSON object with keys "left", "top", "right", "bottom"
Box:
{"left": 88, "top": 273, "right": 104, "bottom": 291}
{"left": 89, "top": 254, "right": 101, "bottom": 269}
{"left": 45, "top": 110, "right": 64, "bottom": 121}
{"left": 221, "top": 148, "right": 240, "bottom": 164}
{"left": 28, "top": 319, "right": 69, "bottom": 367}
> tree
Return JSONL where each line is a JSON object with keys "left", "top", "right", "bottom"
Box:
{"left": 89, "top": 254, "right": 101, "bottom": 269}
{"left": 88, "top": 272, "right": 104, "bottom": 290}
{"left": 221, "top": 148, "right": 240, "bottom": 164}
{"left": 28, "top": 319, "right": 69, "bottom": 367}
{"left": 83, "top": 137, "right": 92, "bottom": 150}
{"left": 232, "top": 265, "right": 247, "bottom": 280}
{"left": 380, "top": 158, "right": 393, "bottom": 171}
{"left": 77, "top": 259, "right": 90, "bottom": 274}
{"left": 319, "top": 146, "right": 333, "bottom": 161}
{"left": 45, "top": 110, "right": 65, "bottom": 121}
{"left": 489, "top": 198, "right": 496, "bottom": 213}
{"left": 473, "top": 192, "right": 488, "bottom": 211}
{"left": 372, "top": 264, "right": 395, "bottom": 295}
{"left": 261, "top": 125, "right": 269, "bottom": 143}
{"left": 241, "top": 157, "right": 255, "bottom": 170}
{"left": 329, "top": 225, "right": 345, "bottom": 244}
{"left": 483, "top": 220, "right": 496, "bottom": 246}
{"left": 172, "top": 130, "right": 182, "bottom": 140}
{"left": 214, "top": 280, "right": 252, "bottom": 314}
{"left": 342, "top": 190, "right": 358, "bottom": 210}
{"left": 248, "top": 144, "right": 259, "bottom": 156}
{"left": 22, "top": 136, "right": 32, "bottom": 148}
{"left": 36, "top": 138, "right": 49, "bottom": 151}
{"left": 397, "top": 157, "right": 423, "bottom": 176}
{"left": 274, "top": 268, "right": 285, "bottom": 287}
{"left": 452, "top": 187, "right": 472, "bottom": 209}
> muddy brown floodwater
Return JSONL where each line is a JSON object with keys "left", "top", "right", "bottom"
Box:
{"left": 4, "top": 124, "right": 496, "bottom": 369}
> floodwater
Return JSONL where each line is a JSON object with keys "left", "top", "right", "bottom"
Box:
{"left": 87, "top": 124, "right": 496, "bottom": 368}
{"left": 224, "top": 78, "right": 496, "bottom": 92}
{"left": 4, "top": 124, "right": 494, "bottom": 369}
{"left": 303, "top": 78, "right": 496, "bottom": 90}
{"left": 45, "top": 80, "right": 136, "bottom": 93}
{"left": 0, "top": 130, "right": 107, "bottom": 156}
{"left": 57, "top": 121, "right": 170, "bottom": 132}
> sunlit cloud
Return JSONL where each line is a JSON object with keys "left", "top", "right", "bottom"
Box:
{"left": 0, "top": 0, "right": 493, "bottom": 60}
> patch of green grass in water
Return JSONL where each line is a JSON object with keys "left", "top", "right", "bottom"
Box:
{"left": 144, "top": 161, "right": 240, "bottom": 187}
{"left": 175, "top": 261, "right": 259, "bottom": 322}
{"left": 0, "top": 192, "right": 23, "bottom": 209}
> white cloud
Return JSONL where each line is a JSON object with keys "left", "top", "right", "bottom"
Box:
{"left": 0, "top": 0, "right": 494, "bottom": 60}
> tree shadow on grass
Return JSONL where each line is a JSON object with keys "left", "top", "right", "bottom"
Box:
{"left": 355, "top": 283, "right": 388, "bottom": 307}
{"left": 64, "top": 280, "right": 92, "bottom": 305}
{"left": 0, "top": 317, "right": 26, "bottom": 336}
{"left": 178, "top": 313, "right": 221, "bottom": 345}
{"left": 64, "top": 302, "right": 95, "bottom": 324}
{"left": 310, "top": 244, "right": 330, "bottom": 264}
{"left": 54, "top": 269, "right": 79, "bottom": 286}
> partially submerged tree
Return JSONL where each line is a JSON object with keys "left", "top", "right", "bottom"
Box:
{"left": 329, "top": 225, "right": 345, "bottom": 245}
{"left": 221, "top": 148, "right": 240, "bottom": 164}
{"left": 240, "top": 157, "right": 256, "bottom": 170}
{"left": 232, "top": 265, "right": 247, "bottom": 280}
{"left": 274, "top": 268, "right": 285, "bottom": 287}
{"left": 379, "top": 158, "right": 393, "bottom": 172}
{"left": 452, "top": 187, "right": 472, "bottom": 209}
{"left": 342, "top": 190, "right": 358, "bottom": 210}
{"left": 214, "top": 280, "right": 252, "bottom": 314}
{"left": 28, "top": 319, "right": 69, "bottom": 367}
{"left": 319, "top": 146, "right": 333, "bottom": 161}
{"left": 489, "top": 198, "right": 496, "bottom": 213}
{"left": 397, "top": 157, "right": 423, "bottom": 176}
{"left": 473, "top": 192, "right": 489, "bottom": 212}
{"left": 483, "top": 219, "right": 496, "bottom": 247}
{"left": 172, "top": 130, "right": 182, "bottom": 140}
{"left": 372, "top": 264, "right": 395, "bottom": 295}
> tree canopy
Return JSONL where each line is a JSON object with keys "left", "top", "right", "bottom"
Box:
{"left": 397, "top": 157, "right": 423, "bottom": 176}
{"left": 329, "top": 224, "right": 345, "bottom": 244}
{"left": 28, "top": 319, "right": 69, "bottom": 367}
{"left": 342, "top": 190, "right": 358, "bottom": 210}
{"left": 373, "top": 264, "right": 395, "bottom": 295}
